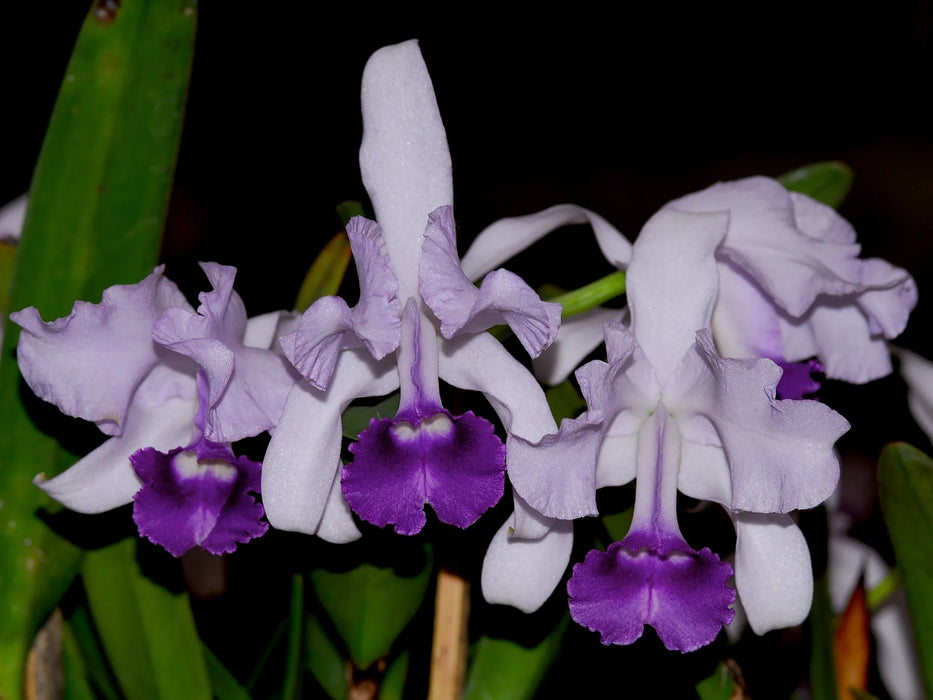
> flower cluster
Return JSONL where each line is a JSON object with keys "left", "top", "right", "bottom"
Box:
{"left": 10, "top": 39, "right": 917, "bottom": 654}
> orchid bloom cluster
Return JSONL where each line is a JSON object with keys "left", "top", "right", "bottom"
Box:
{"left": 10, "top": 39, "right": 919, "bottom": 657}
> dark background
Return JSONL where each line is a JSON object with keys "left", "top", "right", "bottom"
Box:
{"left": 3, "top": 5, "right": 932, "bottom": 328}
{"left": 2, "top": 5, "right": 933, "bottom": 696}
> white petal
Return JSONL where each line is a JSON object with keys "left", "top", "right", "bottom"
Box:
{"left": 532, "top": 307, "right": 623, "bottom": 385}
{"left": 481, "top": 513, "right": 573, "bottom": 613}
{"left": 460, "top": 204, "right": 632, "bottom": 280}
{"left": 36, "top": 393, "right": 197, "bottom": 513}
{"left": 827, "top": 535, "right": 868, "bottom": 613}
{"left": 873, "top": 590, "right": 925, "bottom": 700}
{"left": 895, "top": 347, "right": 933, "bottom": 444}
{"left": 316, "top": 477, "right": 362, "bottom": 544}
{"left": 733, "top": 513, "right": 813, "bottom": 634}
{"left": 243, "top": 311, "right": 289, "bottom": 350}
{"left": 261, "top": 349, "right": 397, "bottom": 535}
{"left": 627, "top": 208, "right": 729, "bottom": 384}
{"left": 359, "top": 40, "right": 453, "bottom": 296}
{"left": 0, "top": 194, "right": 28, "bottom": 241}
{"left": 438, "top": 332, "right": 557, "bottom": 442}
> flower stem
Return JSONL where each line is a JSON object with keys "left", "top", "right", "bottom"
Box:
{"left": 549, "top": 270, "right": 626, "bottom": 317}
{"left": 428, "top": 568, "right": 470, "bottom": 700}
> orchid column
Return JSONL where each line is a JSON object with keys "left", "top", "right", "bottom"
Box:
{"left": 262, "top": 41, "right": 562, "bottom": 543}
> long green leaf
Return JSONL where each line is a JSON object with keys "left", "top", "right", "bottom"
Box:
{"left": 82, "top": 538, "right": 211, "bottom": 700}
{"left": 204, "top": 647, "right": 253, "bottom": 700}
{"left": 878, "top": 442, "right": 933, "bottom": 697}
{"left": 0, "top": 3, "right": 196, "bottom": 697}
{"left": 305, "top": 612, "right": 347, "bottom": 700}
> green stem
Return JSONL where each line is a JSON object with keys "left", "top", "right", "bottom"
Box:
{"left": 549, "top": 271, "right": 626, "bottom": 318}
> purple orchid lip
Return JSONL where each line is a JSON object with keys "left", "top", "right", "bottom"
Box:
{"left": 131, "top": 439, "right": 267, "bottom": 557}
{"left": 568, "top": 538, "right": 735, "bottom": 652}
{"left": 342, "top": 405, "right": 505, "bottom": 535}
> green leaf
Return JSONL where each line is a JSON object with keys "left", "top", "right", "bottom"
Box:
{"left": 294, "top": 231, "right": 352, "bottom": 313}
{"left": 777, "top": 161, "right": 853, "bottom": 209}
{"left": 81, "top": 539, "right": 211, "bottom": 700}
{"left": 66, "top": 606, "right": 120, "bottom": 700}
{"left": 62, "top": 622, "right": 98, "bottom": 700}
{"left": 0, "top": 2, "right": 196, "bottom": 696}
{"left": 204, "top": 647, "right": 253, "bottom": 700}
{"left": 310, "top": 541, "right": 432, "bottom": 669}
{"left": 878, "top": 442, "right": 933, "bottom": 697}
{"left": 809, "top": 572, "right": 839, "bottom": 700}
{"left": 462, "top": 616, "right": 568, "bottom": 700}
{"left": 342, "top": 393, "right": 401, "bottom": 440}
{"left": 695, "top": 661, "right": 737, "bottom": 700}
{"left": 305, "top": 612, "right": 347, "bottom": 700}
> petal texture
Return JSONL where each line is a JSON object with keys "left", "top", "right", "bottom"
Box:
{"left": 12, "top": 266, "right": 189, "bottom": 434}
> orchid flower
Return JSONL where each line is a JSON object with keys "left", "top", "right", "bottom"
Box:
{"left": 260, "top": 40, "right": 562, "bottom": 544}
{"left": 504, "top": 207, "right": 850, "bottom": 650}
{"left": 11, "top": 263, "right": 292, "bottom": 555}
{"left": 462, "top": 177, "right": 917, "bottom": 394}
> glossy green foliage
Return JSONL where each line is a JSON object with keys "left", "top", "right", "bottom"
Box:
{"left": 462, "top": 616, "right": 568, "bottom": 700}
{"left": 81, "top": 539, "right": 211, "bottom": 700}
{"left": 878, "top": 442, "right": 933, "bottom": 697}
{"left": 309, "top": 542, "right": 432, "bottom": 670}
{"left": 0, "top": 3, "right": 195, "bottom": 697}
{"left": 777, "top": 161, "right": 853, "bottom": 209}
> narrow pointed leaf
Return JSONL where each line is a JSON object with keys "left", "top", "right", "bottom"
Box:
{"left": 810, "top": 572, "right": 839, "bottom": 700}
{"left": 204, "top": 647, "right": 252, "bottom": 700}
{"left": 777, "top": 161, "right": 853, "bottom": 209}
{"left": 283, "top": 574, "right": 305, "bottom": 700}
{"left": 378, "top": 651, "right": 410, "bottom": 700}
{"left": 0, "top": 3, "right": 196, "bottom": 696}
{"left": 878, "top": 442, "right": 933, "bottom": 698}
{"left": 305, "top": 612, "right": 347, "bottom": 700}
{"left": 81, "top": 539, "right": 211, "bottom": 700}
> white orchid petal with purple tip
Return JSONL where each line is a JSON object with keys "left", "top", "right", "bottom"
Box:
{"left": 507, "top": 206, "right": 848, "bottom": 650}
{"left": 14, "top": 262, "right": 286, "bottom": 557}
{"left": 267, "top": 40, "right": 559, "bottom": 538}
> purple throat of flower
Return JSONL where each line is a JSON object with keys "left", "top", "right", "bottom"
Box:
{"left": 342, "top": 402, "right": 506, "bottom": 536}
{"left": 775, "top": 358, "right": 824, "bottom": 400}
{"left": 130, "top": 438, "right": 268, "bottom": 557}
{"left": 567, "top": 531, "right": 736, "bottom": 653}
